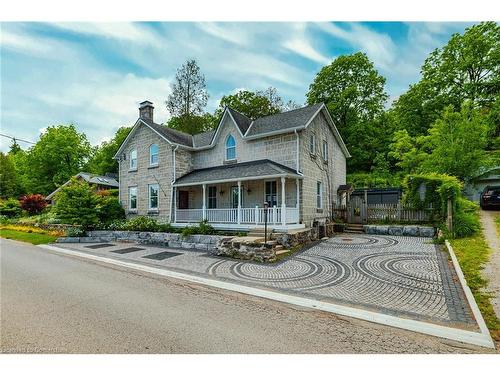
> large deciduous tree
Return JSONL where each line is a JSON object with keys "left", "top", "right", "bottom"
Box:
{"left": 0, "top": 152, "right": 19, "bottom": 198}
{"left": 26, "top": 125, "right": 92, "bottom": 195}
{"left": 306, "top": 52, "right": 389, "bottom": 171}
{"left": 86, "top": 126, "right": 132, "bottom": 175}
{"left": 392, "top": 22, "right": 500, "bottom": 138}
{"left": 165, "top": 59, "right": 213, "bottom": 135}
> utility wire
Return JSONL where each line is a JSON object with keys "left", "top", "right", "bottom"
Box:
{"left": 0, "top": 133, "right": 36, "bottom": 145}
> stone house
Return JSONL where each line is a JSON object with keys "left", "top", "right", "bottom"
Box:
{"left": 114, "top": 100, "right": 350, "bottom": 231}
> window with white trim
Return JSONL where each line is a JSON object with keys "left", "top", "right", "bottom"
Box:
{"left": 309, "top": 133, "right": 316, "bottom": 154}
{"left": 128, "top": 186, "right": 137, "bottom": 210}
{"left": 129, "top": 149, "right": 137, "bottom": 170}
{"left": 149, "top": 144, "right": 158, "bottom": 165}
{"left": 148, "top": 184, "right": 159, "bottom": 210}
{"left": 322, "top": 140, "right": 328, "bottom": 161}
{"left": 226, "top": 134, "right": 236, "bottom": 160}
{"left": 316, "top": 181, "right": 323, "bottom": 209}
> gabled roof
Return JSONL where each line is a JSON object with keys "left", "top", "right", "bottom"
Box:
{"left": 245, "top": 103, "right": 323, "bottom": 137}
{"left": 114, "top": 103, "right": 349, "bottom": 158}
{"left": 227, "top": 107, "right": 252, "bottom": 134}
{"left": 174, "top": 159, "right": 301, "bottom": 186}
{"left": 45, "top": 172, "right": 119, "bottom": 200}
{"left": 140, "top": 118, "right": 193, "bottom": 147}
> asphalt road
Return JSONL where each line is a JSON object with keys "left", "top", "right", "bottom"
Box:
{"left": 0, "top": 238, "right": 492, "bottom": 353}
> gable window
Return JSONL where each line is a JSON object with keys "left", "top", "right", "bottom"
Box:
{"left": 226, "top": 134, "right": 236, "bottom": 160}
{"left": 149, "top": 144, "right": 159, "bottom": 165}
{"left": 128, "top": 186, "right": 137, "bottom": 210}
{"left": 208, "top": 186, "right": 217, "bottom": 209}
{"left": 316, "top": 181, "right": 323, "bottom": 209}
{"left": 309, "top": 133, "right": 316, "bottom": 154}
{"left": 322, "top": 140, "right": 328, "bottom": 161}
{"left": 130, "top": 149, "right": 137, "bottom": 170}
{"left": 148, "top": 184, "right": 159, "bottom": 210}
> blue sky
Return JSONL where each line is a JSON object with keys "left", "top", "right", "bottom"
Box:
{"left": 0, "top": 22, "right": 472, "bottom": 152}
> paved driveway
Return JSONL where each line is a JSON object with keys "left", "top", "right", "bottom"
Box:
{"left": 54, "top": 234, "right": 477, "bottom": 331}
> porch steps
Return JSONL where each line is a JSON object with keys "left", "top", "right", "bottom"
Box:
{"left": 344, "top": 224, "right": 365, "bottom": 234}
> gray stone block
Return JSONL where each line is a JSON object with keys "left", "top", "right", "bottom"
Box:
{"left": 181, "top": 242, "right": 196, "bottom": 249}
{"left": 195, "top": 243, "right": 209, "bottom": 251}
{"left": 419, "top": 226, "right": 435, "bottom": 237}
{"left": 388, "top": 226, "right": 403, "bottom": 236}
{"left": 57, "top": 237, "right": 80, "bottom": 243}
{"left": 403, "top": 226, "right": 419, "bottom": 236}
{"left": 168, "top": 241, "right": 182, "bottom": 248}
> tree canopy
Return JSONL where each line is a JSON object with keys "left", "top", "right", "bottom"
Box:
{"left": 86, "top": 126, "right": 132, "bottom": 175}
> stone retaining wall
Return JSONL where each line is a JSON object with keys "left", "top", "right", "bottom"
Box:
{"left": 211, "top": 237, "right": 276, "bottom": 263}
{"left": 57, "top": 230, "right": 225, "bottom": 251}
{"left": 364, "top": 225, "right": 435, "bottom": 237}
{"left": 274, "top": 228, "right": 316, "bottom": 248}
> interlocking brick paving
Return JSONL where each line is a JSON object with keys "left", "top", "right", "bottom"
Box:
{"left": 55, "top": 234, "right": 477, "bottom": 329}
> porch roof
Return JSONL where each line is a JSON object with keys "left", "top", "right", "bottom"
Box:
{"left": 173, "top": 159, "right": 302, "bottom": 187}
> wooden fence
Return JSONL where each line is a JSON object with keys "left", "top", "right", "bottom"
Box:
{"left": 331, "top": 202, "right": 435, "bottom": 223}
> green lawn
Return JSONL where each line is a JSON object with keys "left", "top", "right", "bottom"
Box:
{"left": 450, "top": 232, "right": 500, "bottom": 338}
{"left": 0, "top": 229, "right": 58, "bottom": 245}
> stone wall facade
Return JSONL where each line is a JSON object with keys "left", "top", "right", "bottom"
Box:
{"left": 299, "top": 111, "right": 347, "bottom": 226}
{"left": 364, "top": 225, "right": 436, "bottom": 237}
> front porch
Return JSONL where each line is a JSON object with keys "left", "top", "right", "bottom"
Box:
{"left": 171, "top": 160, "right": 304, "bottom": 231}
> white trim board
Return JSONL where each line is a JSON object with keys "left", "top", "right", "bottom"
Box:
{"left": 38, "top": 244, "right": 494, "bottom": 349}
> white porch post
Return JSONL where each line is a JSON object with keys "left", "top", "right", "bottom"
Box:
{"left": 255, "top": 205, "right": 259, "bottom": 225}
{"left": 173, "top": 186, "right": 177, "bottom": 223}
{"left": 281, "top": 177, "right": 286, "bottom": 226}
{"left": 202, "top": 184, "right": 207, "bottom": 221}
{"left": 295, "top": 178, "right": 300, "bottom": 209}
{"left": 237, "top": 180, "right": 242, "bottom": 225}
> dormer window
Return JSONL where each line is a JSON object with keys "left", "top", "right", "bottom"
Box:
{"left": 149, "top": 144, "right": 159, "bottom": 165}
{"left": 226, "top": 135, "right": 236, "bottom": 160}
{"left": 129, "top": 149, "right": 137, "bottom": 170}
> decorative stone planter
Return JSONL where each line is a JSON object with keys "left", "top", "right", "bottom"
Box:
{"left": 211, "top": 237, "right": 276, "bottom": 263}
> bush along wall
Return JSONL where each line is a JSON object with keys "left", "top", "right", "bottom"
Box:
{"left": 403, "top": 173, "right": 478, "bottom": 238}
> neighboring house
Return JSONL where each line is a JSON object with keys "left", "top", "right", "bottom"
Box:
{"left": 114, "top": 100, "right": 350, "bottom": 231}
{"left": 464, "top": 167, "right": 500, "bottom": 202}
{"left": 45, "top": 172, "right": 119, "bottom": 203}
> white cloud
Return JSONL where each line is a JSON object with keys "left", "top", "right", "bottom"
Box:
{"left": 316, "top": 22, "right": 397, "bottom": 70}
{"left": 54, "top": 22, "right": 164, "bottom": 48}
{"left": 283, "top": 37, "right": 330, "bottom": 64}
{"left": 196, "top": 23, "right": 249, "bottom": 46}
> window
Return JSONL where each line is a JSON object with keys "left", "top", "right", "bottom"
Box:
{"left": 226, "top": 134, "right": 236, "bottom": 160}
{"left": 322, "top": 140, "right": 328, "bottom": 161}
{"left": 128, "top": 187, "right": 137, "bottom": 210}
{"left": 148, "top": 184, "right": 159, "bottom": 210}
{"left": 129, "top": 149, "right": 137, "bottom": 170}
{"left": 208, "top": 186, "right": 217, "bottom": 209}
{"left": 149, "top": 144, "right": 158, "bottom": 165}
{"left": 316, "top": 181, "right": 323, "bottom": 209}
{"left": 309, "top": 133, "right": 316, "bottom": 154}
{"left": 265, "top": 181, "right": 277, "bottom": 207}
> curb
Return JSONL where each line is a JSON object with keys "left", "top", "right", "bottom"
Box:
{"left": 39, "top": 243, "right": 495, "bottom": 349}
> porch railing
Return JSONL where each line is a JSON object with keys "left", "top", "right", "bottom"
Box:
{"left": 175, "top": 206, "right": 300, "bottom": 225}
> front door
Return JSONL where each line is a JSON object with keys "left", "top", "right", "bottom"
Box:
{"left": 178, "top": 190, "right": 189, "bottom": 209}
{"left": 265, "top": 180, "right": 277, "bottom": 207}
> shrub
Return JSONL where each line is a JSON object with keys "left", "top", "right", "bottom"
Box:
{"left": 97, "top": 196, "right": 125, "bottom": 224}
{"left": 452, "top": 198, "right": 481, "bottom": 238}
{"left": 0, "top": 198, "right": 22, "bottom": 217}
{"left": 20, "top": 194, "right": 48, "bottom": 215}
{"left": 65, "top": 226, "right": 86, "bottom": 237}
{"left": 53, "top": 178, "right": 100, "bottom": 228}
{"left": 181, "top": 220, "right": 215, "bottom": 237}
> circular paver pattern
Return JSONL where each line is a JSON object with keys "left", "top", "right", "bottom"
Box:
{"left": 206, "top": 234, "right": 473, "bottom": 324}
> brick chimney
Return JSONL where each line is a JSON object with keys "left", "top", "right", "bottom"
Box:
{"left": 139, "top": 100, "right": 154, "bottom": 121}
